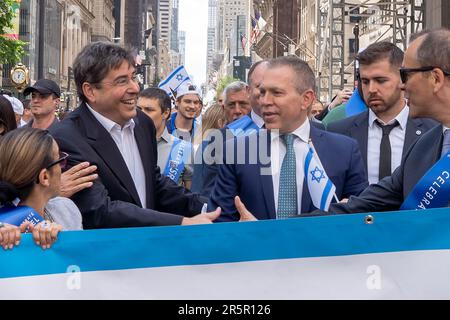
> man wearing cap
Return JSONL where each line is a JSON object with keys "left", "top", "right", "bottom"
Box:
{"left": 167, "top": 83, "right": 202, "bottom": 142}
{"left": 23, "top": 79, "right": 61, "bottom": 130}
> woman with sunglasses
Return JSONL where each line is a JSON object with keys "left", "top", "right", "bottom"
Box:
{"left": 0, "top": 128, "right": 83, "bottom": 250}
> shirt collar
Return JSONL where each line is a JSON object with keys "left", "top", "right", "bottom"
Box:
{"left": 251, "top": 110, "right": 265, "bottom": 129}
{"left": 368, "top": 104, "right": 409, "bottom": 130}
{"left": 86, "top": 103, "right": 135, "bottom": 132}
{"left": 159, "top": 126, "right": 172, "bottom": 143}
{"left": 271, "top": 118, "right": 310, "bottom": 143}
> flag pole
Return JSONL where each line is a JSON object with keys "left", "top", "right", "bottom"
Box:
{"left": 308, "top": 138, "right": 340, "bottom": 204}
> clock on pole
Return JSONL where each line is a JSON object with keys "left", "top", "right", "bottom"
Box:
{"left": 10, "top": 63, "right": 30, "bottom": 92}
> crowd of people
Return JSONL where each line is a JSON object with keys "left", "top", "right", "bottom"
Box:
{"left": 1, "top": 28, "right": 449, "bottom": 251}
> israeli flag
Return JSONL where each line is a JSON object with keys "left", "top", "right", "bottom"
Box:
{"left": 304, "top": 143, "right": 336, "bottom": 211}
{"left": 158, "top": 65, "right": 191, "bottom": 99}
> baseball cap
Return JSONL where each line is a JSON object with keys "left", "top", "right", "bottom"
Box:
{"left": 3, "top": 95, "right": 23, "bottom": 116}
{"left": 176, "top": 83, "right": 202, "bottom": 100}
{"left": 24, "top": 79, "right": 61, "bottom": 98}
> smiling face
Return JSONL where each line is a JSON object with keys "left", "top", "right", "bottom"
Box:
{"left": 83, "top": 60, "right": 140, "bottom": 126}
{"left": 176, "top": 94, "right": 201, "bottom": 120}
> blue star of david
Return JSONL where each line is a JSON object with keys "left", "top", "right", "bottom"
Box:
{"left": 176, "top": 74, "right": 184, "bottom": 81}
{"left": 310, "top": 166, "right": 325, "bottom": 183}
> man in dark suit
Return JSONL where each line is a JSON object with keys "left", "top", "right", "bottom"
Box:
{"left": 328, "top": 42, "right": 437, "bottom": 185}
{"left": 324, "top": 28, "right": 450, "bottom": 213}
{"left": 209, "top": 56, "right": 368, "bottom": 221}
{"left": 50, "top": 42, "right": 220, "bottom": 229}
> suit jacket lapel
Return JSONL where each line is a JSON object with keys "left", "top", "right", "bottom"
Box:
{"left": 79, "top": 104, "right": 142, "bottom": 206}
{"left": 259, "top": 130, "right": 276, "bottom": 219}
{"left": 403, "top": 118, "right": 424, "bottom": 156}
{"left": 133, "top": 117, "right": 154, "bottom": 208}
{"left": 349, "top": 111, "right": 369, "bottom": 171}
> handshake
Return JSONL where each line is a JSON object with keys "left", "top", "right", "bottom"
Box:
{"left": 181, "top": 196, "right": 257, "bottom": 225}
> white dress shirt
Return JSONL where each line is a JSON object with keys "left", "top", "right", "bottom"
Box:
{"left": 251, "top": 110, "right": 265, "bottom": 129}
{"left": 86, "top": 104, "right": 147, "bottom": 208}
{"left": 367, "top": 106, "right": 409, "bottom": 185}
{"left": 271, "top": 119, "right": 310, "bottom": 214}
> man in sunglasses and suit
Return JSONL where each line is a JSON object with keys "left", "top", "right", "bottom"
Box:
{"left": 328, "top": 41, "right": 437, "bottom": 186}
{"left": 326, "top": 28, "right": 449, "bottom": 214}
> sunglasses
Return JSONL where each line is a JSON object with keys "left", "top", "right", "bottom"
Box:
{"left": 399, "top": 66, "right": 450, "bottom": 84}
{"left": 46, "top": 151, "right": 69, "bottom": 170}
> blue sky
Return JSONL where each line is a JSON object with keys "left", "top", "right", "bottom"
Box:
{"left": 179, "top": 0, "right": 208, "bottom": 85}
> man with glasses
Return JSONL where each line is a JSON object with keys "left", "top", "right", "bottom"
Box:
{"left": 328, "top": 42, "right": 436, "bottom": 185}
{"left": 324, "top": 28, "right": 450, "bottom": 214}
{"left": 24, "top": 79, "right": 61, "bottom": 130}
{"left": 50, "top": 42, "right": 221, "bottom": 229}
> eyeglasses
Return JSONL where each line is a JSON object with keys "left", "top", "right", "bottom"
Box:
{"left": 399, "top": 66, "right": 450, "bottom": 84}
{"left": 97, "top": 74, "right": 140, "bottom": 87}
{"left": 45, "top": 152, "right": 69, "bottom": 170}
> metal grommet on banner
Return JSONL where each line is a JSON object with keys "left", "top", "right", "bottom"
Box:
{"left": 364, "top": 215, "right": 374, "bottom": 225}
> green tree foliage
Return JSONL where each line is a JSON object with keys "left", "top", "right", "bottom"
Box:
{"left": 0, "top": 0, "right": 26, "bottom": 65}
{"left": 215, "top": 75, "right": 239, "bottom": 99}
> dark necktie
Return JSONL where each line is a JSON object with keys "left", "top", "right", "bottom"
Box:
{"left": 375, "top": 120, "right": 399, "bottom": 180}
{"left": 442, "top": 129, "right": 450, "bottom": 158}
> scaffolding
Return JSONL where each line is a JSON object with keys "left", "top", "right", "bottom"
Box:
{"left": 316, "top": 0, "right": 425, "bottom": 102}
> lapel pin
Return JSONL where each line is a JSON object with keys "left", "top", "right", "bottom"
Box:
{"left": 416, "top": 130, "right": 422, "bottom": 136}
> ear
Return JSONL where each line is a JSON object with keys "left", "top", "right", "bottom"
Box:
{"left": 162, "top": 108, "right": 171, "bottom": 121}
{"left": 431, "top": 68, "right": 446, "bottom": 93}
{"left": 82, "top": 82, "right": 96, "bottom": 103}
{"left": 37, "top": 169, "right": 51, "bottom": 187}
{"left": 301, "top": 89, "right": 316, "bottom": 111}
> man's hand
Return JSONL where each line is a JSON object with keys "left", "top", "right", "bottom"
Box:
{"left": 181, "top": 207, "right": 221, "bottom": 225}
{"left": 60, "top": 162, "right": 98, "bottom": 198}
{"left": 235, "top": 196, "right": 257, "bottom": 222}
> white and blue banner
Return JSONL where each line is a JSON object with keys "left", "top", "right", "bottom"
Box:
{"left": 158, "top": 65, "right": 191, "bottom": 99}
{"left": 304, "top": 145, "right": 336, "bottom": 211}
{"left": 2, "top": 208, "right": 450, "bottom": 299}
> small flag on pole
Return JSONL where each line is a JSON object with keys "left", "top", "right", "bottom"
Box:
{"left": 304, "top": 140, "right": 337, "bottom": 211}
{"left": 158, "top": 65, "right": 191, "bottom": 100}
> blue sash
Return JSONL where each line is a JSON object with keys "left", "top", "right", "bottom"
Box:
{"left": 168, "top": 113, "right": 196, "bottom": 139}
{"left": 226, "top": 115, "right": 259, "bottom": 137}
{"left": 401, "top": 151, "right": 450, "bottom": 210}
{"left": 163, "top": 138, "right": 192, "bottom": 183}
{"left": 0, "top": 205, "right": 43, "bottom": 226}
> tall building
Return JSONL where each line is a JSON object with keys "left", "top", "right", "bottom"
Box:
{"left": 206, "top": 0, "right": 217, "bottom": 80}
{"left": 215, "top": 0, "right": 249, "bottom": 80}
{"left": 171, "top": 0, "right": 179, "bottom": 52}
{"left": 179, "top": 30, "right": 186, "bottom": 65}
{"left": 217, "top": 0, "right": 249, "bottom": 54}
{"left": 159, "top": 0, "right": 172, "bottom": 45}
{"left": 92, "top": 0, "right": 115, "bottom": 42}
